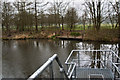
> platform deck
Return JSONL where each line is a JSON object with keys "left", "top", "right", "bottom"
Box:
{"left": 76, "top": 68, "right": 114, "bottom": 80}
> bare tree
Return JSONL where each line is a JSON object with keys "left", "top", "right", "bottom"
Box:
{"left": 110, "top": 1, "right": 120, "bottom": 40}
{"left": 48, "top": 1, "right": 61, "bottom": 28}
{"left": 34, "top": 0, "right": 38, "bottom": 32}
{"left": 109, "top": 1, "right": 119, "bottom": 29}
{"left": 58, "top": 1, "right": 70, "bottom": 30}
{"left": 46, "top": 13, "right": 56, "bottom": 27}
{"left": 84, "top": 0, "right": 105, "bottom": 31}
{"left": 38, "top": 9, "right": 45, "bottom": 30}
{"left": 48, "top": 0, "right": 70, "bottom": 30}
{"left": 33, "top": 0, "right": 48, "bottom": 32}
{"left": 2, "top": 2, "right": 13, "bottom": 34}
{"left": 65, "top": 7, "right": 78, "bottom": 31}
{"left": 13, "top": 1, "right": 34, "bottom": 32}
{"left": 0, "top": 0, "right": 2, "bottom": 29}
{"left": 81, "top": 10, "right": 87, "bottom": 30}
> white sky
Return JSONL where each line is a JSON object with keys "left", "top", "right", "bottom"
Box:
{"left": 1, "top": 0, "right": 118, "bottom": 16}
{"left": 2, "top": 0, "right": 116, "bottom": 2}
{"left": 2, "top": 0, "right": 86, "bottom": 15}
{"left": 1, "top": 0, "right": 85, "bottom": 9}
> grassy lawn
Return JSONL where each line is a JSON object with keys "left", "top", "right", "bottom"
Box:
{"left": 7, "top": 23, "right": 115, "bottom": 31}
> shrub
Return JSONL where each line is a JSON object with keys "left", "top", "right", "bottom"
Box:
{"left": 50, "top": 34, "right": 60, "bottom": 39}
{"left": 70, "top": 32, "right": 81, "bottom": 37}
{"left": 51, "top": 35, "right": 56, "bottom": 39}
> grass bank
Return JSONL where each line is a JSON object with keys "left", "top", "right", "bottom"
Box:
{"left": 2, "top": 31, "right": 51, "bottom": 40}
{"left": 2, "top": 28, "right": 119, "bottom": 42}
{"left": 84, "top": 29, "right": 119, "bottom": 42}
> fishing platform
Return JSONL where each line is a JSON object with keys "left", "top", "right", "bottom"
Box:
{"left": 28, "top": 50, "right": 120, "bottom": 80}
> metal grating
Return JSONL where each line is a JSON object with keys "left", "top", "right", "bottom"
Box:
{"left": 76, "top": 67, "right": 114, "bottom": 80}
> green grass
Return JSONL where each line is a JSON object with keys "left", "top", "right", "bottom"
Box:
{"left": 3, "top": 23, "right": 115, "bottom": 32}
{"left": 101, "top": 24, "right": 112, "bottom": 29}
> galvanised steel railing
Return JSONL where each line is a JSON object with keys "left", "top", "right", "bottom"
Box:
{"left": 28, "top": 50, "right": 120, "bottom": 80}
{"left": 27, "top": 54, "right": 76, "bottom": 80}
{"left": 65, "top": 50, "right": 120, "bottom": 79}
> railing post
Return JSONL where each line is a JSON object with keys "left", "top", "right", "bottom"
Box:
{"left": 100, "top": 51, "right": 101, "bottom": 68}
{"left": 66, "top": 64, "right": 68, "bottom": 73}
{"left": 112, "top": 51, "right": 114, "bottom": 73}
{"left": 93, "top": 51, "right": 96, "bottom": 68}
{"left": 60, "top": 67, "right": 64, "bottom": 78}
{"left": 104, "top": 51, "right": 106, "bottom": 69}
{"left": 101, "top": 51, "right": 103, "bottom": 68}
{"left": 74, "top": 66, "right": 76, "bottom": 78}
{"left": 49, "top": 62, "right": 54, "bottom": 80}
{"left": 91, "top": 51, "right": 94, "bottom": 68}
{"left": 56, "top": 57, "right": 69, "bottom": 80}
{"left": 98, "top": 51, "right": 100, "bottom": 68}
{"left": 116, "top": 50, "right": 120, "bottom": 78}
{"left": 114, "top": 67, "right": 117, "bottom": 78}
{"left": 95, "top": 51, "right": 97, "bottom": 68}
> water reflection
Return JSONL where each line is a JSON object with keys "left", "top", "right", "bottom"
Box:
{"left": 78, "top": 52, "right": 91, "bottom": 67}
{"left": 2, "top": 40, "right": 118, "bottom": 78}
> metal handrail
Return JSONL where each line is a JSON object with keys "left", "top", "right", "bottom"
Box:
{"left": 65, "top": 49, "right": 120, "bottom": 79}
{"left": 112, "top": 63, "right": 120, "bottom": 74}
{"left": 68, "top": 62, "right": 76, "bottom": 79}
{"left": 28, "top": 54, "right": 69, "bottom": 80}
{"left": 28, "top": 50, "right": 120, "bottom": 79}
{"left": 65, "top": 50, "right": 120, "bottom": 64}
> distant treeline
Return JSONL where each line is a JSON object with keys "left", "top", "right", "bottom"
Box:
{"left": 1, "top": 0, "right": 120, "bottom": 34}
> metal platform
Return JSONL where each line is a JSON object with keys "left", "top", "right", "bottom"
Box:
{"left": 65, "top": 50, "right": 120, "bottom": 80}
{"left": 28, "top": 50, "right": 120, "bottom": 80}
{"left": 76, "top": 68, "right": 114, "bottom": 80}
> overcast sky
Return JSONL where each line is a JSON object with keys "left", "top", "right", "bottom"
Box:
{"left": 2, "top": 0, "right": 86, "bottom": 15}
{"left": 2, "top": 0, "right": 116, "bottom": 2}
{"left": 1, "top": 0, "right": 85, "bottom": 9}
{"left": 2, "top": 0, "right": 84, "bottom": 2}
{"left": 1, "top": 0, "right": 118, "bottom": 16}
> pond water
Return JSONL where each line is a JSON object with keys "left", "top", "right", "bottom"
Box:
{"left": 2, "top": 39, "right": 119, "bottom": 78}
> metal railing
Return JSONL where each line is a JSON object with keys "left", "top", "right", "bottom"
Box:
{"left": 66, "top": 62, "right": 76, "bottom": 79}
{"left": 65, "top": 50, "right": 120, "bottom": 79}
{"left": 28, "top": 54, "right": 75, "bottom": 80}
{"left": 28, "top": 50, "right": 120, "bottom": 79}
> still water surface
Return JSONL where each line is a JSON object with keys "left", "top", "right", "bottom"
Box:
{"left": 2, "top": 39, "right": 118, "bottom": 78}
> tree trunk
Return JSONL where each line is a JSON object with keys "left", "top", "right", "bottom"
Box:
{"left": 2, "top": 24, "right": 4, "bottom": 31}
{"left": 61, "top": 16, "right": 64, "bottom": 30}
{"left": 96, "top": 1, "right": 101, "bottom": 31}
{"left": 92, "top": 2, "right": 97, "bottom": 30}
{"left": 115, "top": 22, "right": 118, "bottom": 28}
{"left": 118, "top": 13, "right": 120, "bottom": 53}
{"left": 6, "top": 24, "right": 10, "bottom": 36}
{"left": 35, "top": 0, "right": 38, "bottom": 32}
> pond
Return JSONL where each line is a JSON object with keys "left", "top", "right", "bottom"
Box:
{"left": 2, "top": 39, "right": 119, "bottom": 78}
